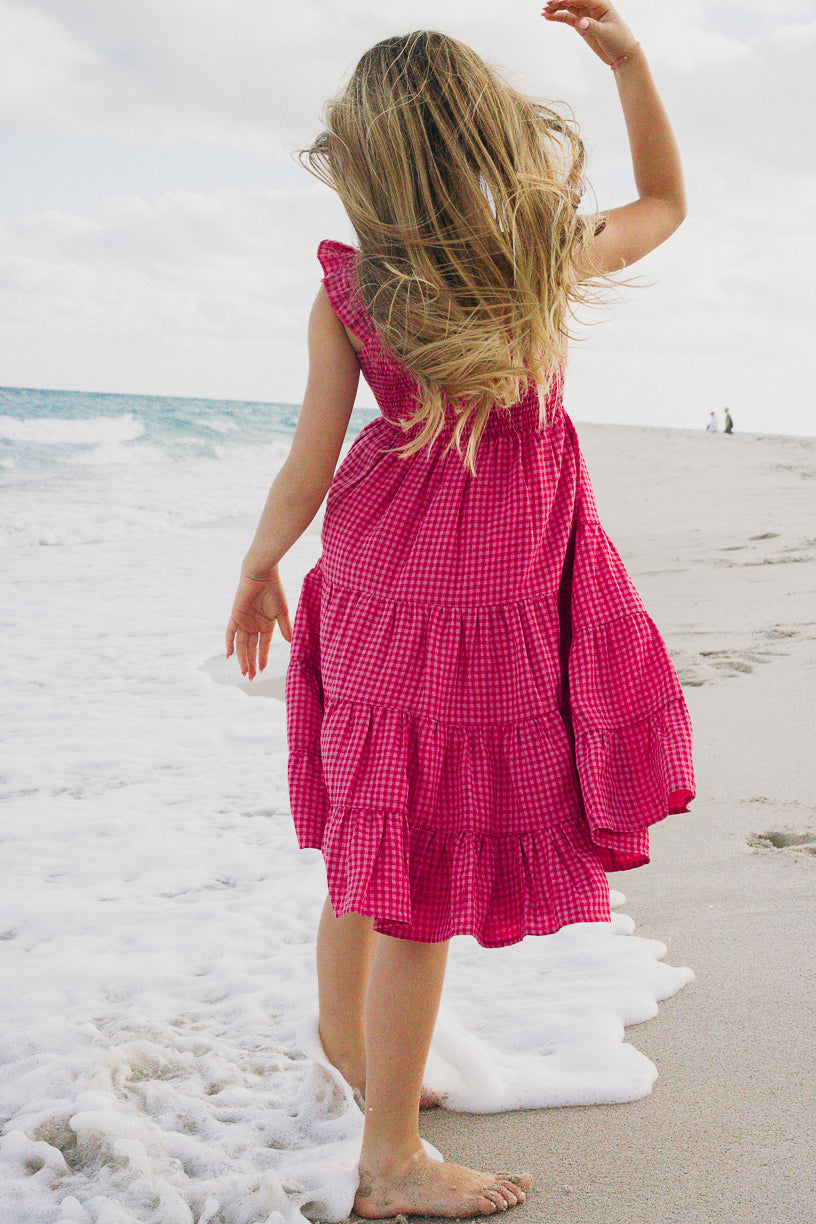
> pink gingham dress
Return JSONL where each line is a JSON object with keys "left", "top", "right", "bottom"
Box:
{"left": 284, "top": 240, "right": 694, "bottom": 948}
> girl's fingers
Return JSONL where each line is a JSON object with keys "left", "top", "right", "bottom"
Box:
{"left": 227, "top": 580, "right": 289, "bottom": 671}
{"left": 258, "top": 631, "right": 272, "bottom": 672}
{"left": 272, "top": 602, "right": 293, "bottom": 643}
{"left": 543, "top": 11, "right": 578, "bottom": 26}
{"left": 226, "top": 615, "right": 243, "bottom": 659}
{"left": 235, "top": 628, "right": 249, "bottom": 676}
{"left": 543, "top": 2, "right": 625, "bottom": 53}
{"left": 544, "top": 0, "right": 607, "bottom": 12}
{"left": 542, "top": 1, "right": 608, "bottom": 23}
{"left": 247, "top": 632, "right": 259, "bottom": 679}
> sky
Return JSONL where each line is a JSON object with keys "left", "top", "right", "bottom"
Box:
{"left": 2, "top": 0, "right": 815, "bottom": 435}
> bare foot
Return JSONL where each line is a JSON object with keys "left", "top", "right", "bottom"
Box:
{"left": 354, "top": 1150, "right": 532, "bottom": 1219}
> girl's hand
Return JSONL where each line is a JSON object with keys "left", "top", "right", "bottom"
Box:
{"left": 542, "top": 2, "right": 638, "bottom": 66}
{"left": 225, "top": 566, "right": 293, "bottom": 681}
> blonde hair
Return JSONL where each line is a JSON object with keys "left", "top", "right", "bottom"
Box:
{"left": 301, "top": 30, "right": 605, "bottom": 475}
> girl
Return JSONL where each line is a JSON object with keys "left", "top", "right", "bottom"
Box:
{"left": 226, "top": 4, "right": 694, "bottom": 1218}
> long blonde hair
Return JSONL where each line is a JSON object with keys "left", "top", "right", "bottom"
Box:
{"left": 301, "top": 30, "right": 604, "bottom": 474}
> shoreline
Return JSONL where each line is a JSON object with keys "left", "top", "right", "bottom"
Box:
{"left": 1, "top": 415, "right": 814, "bottom": 1223}
{"left": 3, "top": 383, "right": 814, "bottom": 446}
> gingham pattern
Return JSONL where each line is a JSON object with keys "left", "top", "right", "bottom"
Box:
{"left": 284, "top": 240, "right": 695, "bottom": 948}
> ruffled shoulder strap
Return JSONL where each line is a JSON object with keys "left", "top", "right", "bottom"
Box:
{"left": 317, "top": 239, "right": 375, "bottom": 344}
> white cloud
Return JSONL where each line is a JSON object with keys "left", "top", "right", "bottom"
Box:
{"left": 0, "top": 1, "right": 814, "bottom": 434}
{"left": 3, "top": 1, "right": 754, "bottom": 147}
{"left": 606, "top": 0, "right": 751, "bottom": 70}
{"left": 568, "top": 211, "right": 816, "bottom": 432}
{"left": 773, "top": 19, "right": 816, "bottom": 46}
{"left": 0, "top": 1, "right": 98, "bottom": 123}
{"left": 1, "top": 0, "right": 314, "bottom": 152}
{"left": 0, "top": 185, "right": 349, "bottom": 398}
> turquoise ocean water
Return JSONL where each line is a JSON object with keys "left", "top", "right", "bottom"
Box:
{"left": 0, "top": 386, "right": 378, "bottom": 550}
{"left": 0, "top": 386, "right": 377, "bottom": 475}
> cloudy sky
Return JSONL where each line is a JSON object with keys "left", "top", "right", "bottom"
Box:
{"left": 2, "top": 0, "right": 815, "bottom": 435}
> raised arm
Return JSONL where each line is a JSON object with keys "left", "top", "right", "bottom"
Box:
{"left": 542, "top": 2, "right": 686, "bottom": 272}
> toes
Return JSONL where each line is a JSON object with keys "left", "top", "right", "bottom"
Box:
{"left": 482, "top": 1186, "right": 517, "bottom": 1212}
{"left": 498, "top": 1178, "right": 526, "bottom": 1202}
{"left": 497, "top": 1172, "right": 533, "bottom": 1193}
{"left": 475, "top": 1195, "right": 500, "bottom": 1215}
{"left": 486, "top": 1175, "right": 529, "bottom": 1211}
{"left": 498, "top": 1188, "right": 520, "bottom": 1208}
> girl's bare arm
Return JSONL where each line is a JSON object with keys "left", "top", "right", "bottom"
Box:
{"left": 543, "top": 2, "right": 687, "bottom": 271}
{"left": 241, "top": 287, "right": 360, "bottom": 579}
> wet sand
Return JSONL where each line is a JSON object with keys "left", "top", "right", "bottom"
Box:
{"left": 362, "top": 423, "right": 816, "bottom": 1223}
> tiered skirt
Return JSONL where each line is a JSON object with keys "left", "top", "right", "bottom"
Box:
{"left": 285, "top": 410, "right": 694, "bottom": 947}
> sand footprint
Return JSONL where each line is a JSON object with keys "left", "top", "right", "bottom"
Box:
{"left": 747, "top": 829, "right": 816, "bottom": 857}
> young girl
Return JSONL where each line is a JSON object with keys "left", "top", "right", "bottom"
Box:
{"left": 226, "top": 3, "right": 694, "bottom": 1217}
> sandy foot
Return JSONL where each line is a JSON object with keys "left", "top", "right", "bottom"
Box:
{"left": 354, "top": 1151, "right": 531, "bottom": 1219}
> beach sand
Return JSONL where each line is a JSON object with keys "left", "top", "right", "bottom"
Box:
{"left": 2, "top": 418, "right": 814, "bottom": 1223}
{"left": 410, "top": 424, "right": 816, "bottom": 1224}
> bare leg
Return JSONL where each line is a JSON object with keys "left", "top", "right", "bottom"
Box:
{"left": 355, "top": 934, "right": 532, "bottom": 1219}
{"left": 316, "top": 894, "right": 376, "bottom": 1097}
{"left": 316, "top": 895, "right": 443, "bottom": 1110}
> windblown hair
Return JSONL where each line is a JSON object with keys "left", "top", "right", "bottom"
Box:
{"left": 300, "top": 30, "right": 605, "bottom": 474}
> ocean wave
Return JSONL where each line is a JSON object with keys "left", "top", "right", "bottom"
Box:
{"left": 0, "top": 413, "right": 145, "bottom": 445}
{"left": 0, "top": 445, "right": 295, "bottom": 548}
{"left": 62, "top": 440, "right": 168, "bottom": 467}
{"left": 194, "top": 416, "right": 239, "bottom": 434}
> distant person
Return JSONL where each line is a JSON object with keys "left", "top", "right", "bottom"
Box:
{"left": 724, "top": 409, "right": 734, "bottom": 434}
{"left": 226, "top": 7, "right": 694, "bottom": 1217}
{"left": 706, "top": 411, "right": 718, "bottom": 432}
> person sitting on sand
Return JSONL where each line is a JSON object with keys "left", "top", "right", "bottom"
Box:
{"left": 226, "top": 3, "right": 694, "bottom": 1218}
{"left": 707, "top": 411, "right": 718, "bottom": 432}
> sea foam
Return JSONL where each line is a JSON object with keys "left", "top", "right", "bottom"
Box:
{"left": 0, "top": 412, "right": 144, "bottom": 445}
{"left": 0, "top": 387, "right": 694, "bottom": 1223}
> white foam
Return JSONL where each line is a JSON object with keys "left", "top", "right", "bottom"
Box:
{"left": 63, "top": 440, "right": 169, "bottom": 467}
{"left": 0, "top": 446, "right": 694, "bottom": 1223}
{"left": 195, "top": 416, "right": 239, "bottom": 434}
{"left": 0, "top": 442, "right": 293, "bottom": 547}
{"left": 0, "top": 413, "right": 144, "bottom": 445}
